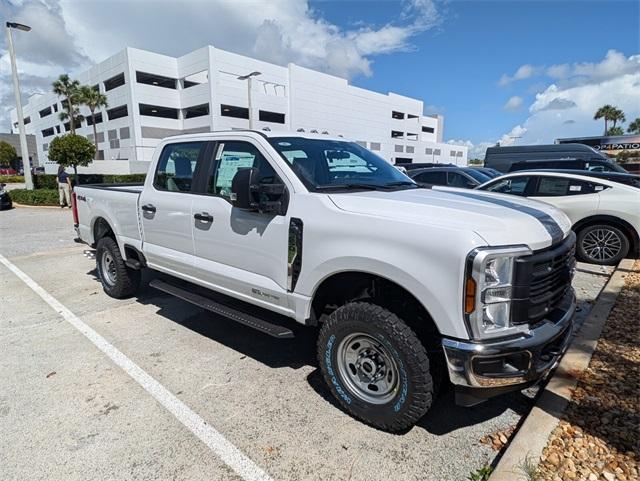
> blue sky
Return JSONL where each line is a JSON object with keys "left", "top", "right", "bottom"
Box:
{"left": 312, "top": 0, "right": 640, "bottom": 155}
{"left": 1, "top": 0, "right": 639, "bottom": 158}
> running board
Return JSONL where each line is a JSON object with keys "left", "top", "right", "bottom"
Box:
{"left": 149, "top": 279, "right": 294, "bottom": 339}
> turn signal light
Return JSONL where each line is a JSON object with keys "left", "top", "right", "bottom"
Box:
{"left": 464, "top": 277, "right": 476, "bottom": 314}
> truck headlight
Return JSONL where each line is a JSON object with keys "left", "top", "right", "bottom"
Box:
{"left": 464, "top": 246, "right": 532, "bottom": 340}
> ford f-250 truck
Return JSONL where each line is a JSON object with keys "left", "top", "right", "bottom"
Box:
{"left": 74, "top": 130, "right": 577, "bottom": 431}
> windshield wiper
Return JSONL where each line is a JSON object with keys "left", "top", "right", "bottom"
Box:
{"left": 315, "top": 183, "right": 389, "bottom": 191}
{"left": 383, "top": 181, "right": 418, "bottom": 188}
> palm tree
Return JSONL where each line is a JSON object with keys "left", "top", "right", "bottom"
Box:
{"left": 79, "top": 85, "right": 108, "bottom": 159}
{"left": 593, "top": 104, "right": 616, "bottom": 135}
{"left": 610, "top": 108, "right": 626, "bottom": 129}
{"left": 627, "top": 117, "right": 640, "bottom": 134}
{"left": 52, "top": 74, "right": 82, "bottom": 134}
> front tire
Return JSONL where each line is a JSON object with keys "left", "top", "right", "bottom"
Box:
{"left": 96, "top": 237, "right": 141, "bottom": 298}
{"left": 577, "top": 224, "right": 629, "bottom": 265}
{"left": 317, "top": 302, "right": 433, "bottom": 431}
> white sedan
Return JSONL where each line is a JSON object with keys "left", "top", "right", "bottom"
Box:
{"left": 476, "top": 171, "right": 640, "bottom": 265}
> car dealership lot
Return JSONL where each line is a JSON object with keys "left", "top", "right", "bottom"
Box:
{"left": 0, "top": 207, "right": 614, "bottom": 481}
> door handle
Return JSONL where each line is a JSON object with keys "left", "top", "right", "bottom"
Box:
{"left": 141, "top": 204, "right": 156, "bottom": 213}
{"left": 194, "top": 212, "right": 213, "bottom": 222}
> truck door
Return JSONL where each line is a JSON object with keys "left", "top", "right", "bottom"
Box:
{"left": 138, "top": 141, "right": 208, "bottom": 276}
{"left": 190, "top": 139, "right": 292, "bottom": 314}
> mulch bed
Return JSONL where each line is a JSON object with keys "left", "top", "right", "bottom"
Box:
{"left": 538, "top": 261, "right": 640, "bottom": 481}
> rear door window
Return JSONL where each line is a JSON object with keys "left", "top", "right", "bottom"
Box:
{"left": 447, "top": 172, "right": 471, "bottom": 188}
{"left": 533, "top": 177, "right": 596, "bottom": 196}
{"left": 415, "top": 171, "right": 447, "bottom": 185}
{"left": 154, "top": 142, "right": 205, "bottom": 192}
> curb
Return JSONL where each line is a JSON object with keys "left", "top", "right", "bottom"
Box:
{"left": 13, "top": 202, "right": 68, "bottom": 209}
{"left": 489, "top": 258, "right": 636, "bottom": 481}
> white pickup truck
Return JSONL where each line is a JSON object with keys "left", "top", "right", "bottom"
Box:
{"left": 74, "top": 130, "right": 577, "bottom": 431}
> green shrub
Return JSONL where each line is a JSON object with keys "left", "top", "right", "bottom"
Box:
{"left": 0, "top": 175, "right": 25, "bottom": 183}
{"left": 33, "top": 175, "right": 58, "bottom": 189}
{"left": 9, "top": 189, "right": 60, "bottom": 206}
{"left": 33, "top": 173, "right": 146, "bottom": 189}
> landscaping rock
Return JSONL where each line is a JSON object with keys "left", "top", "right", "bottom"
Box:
{"left": 538, "top": 262, "right": 640, "bottom": 481}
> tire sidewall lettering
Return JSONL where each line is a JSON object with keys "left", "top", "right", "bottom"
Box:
{"left": 325, "top": 334, "right": 352, "bottom": 405}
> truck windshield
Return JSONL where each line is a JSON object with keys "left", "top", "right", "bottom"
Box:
{"left": 268, "top": 137, "right": 417, "bottom": 191}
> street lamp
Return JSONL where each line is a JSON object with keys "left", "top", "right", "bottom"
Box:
{"left": 237, "top": 71, "right": 261, "bottom": 130}
{"left": 6, "top": 21, "right": 33, "bottom": 190}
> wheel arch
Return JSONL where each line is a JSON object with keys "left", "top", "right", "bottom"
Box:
{"left": 92, "top": 216, "right": 116, "bottom": 245}
{"left": 573, "top": 215, "right": 639, "bottom": 257}
{"left": 309, "top": 270, "right": 443, "bottom": 350}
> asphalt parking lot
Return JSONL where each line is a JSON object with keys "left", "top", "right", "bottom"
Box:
{"left": 0, "top": 207, "right": 615, "bottom": 481}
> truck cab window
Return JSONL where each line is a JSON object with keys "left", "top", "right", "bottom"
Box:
{"left": 209, "top": 141, "right": 278, "bottom": 199}
{"left": 154, "top": 142, "right": 205, "bottom": 192}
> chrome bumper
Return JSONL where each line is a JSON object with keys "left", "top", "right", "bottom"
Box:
{"left": 442, "top": 290, "right": 575, "bottom": 403}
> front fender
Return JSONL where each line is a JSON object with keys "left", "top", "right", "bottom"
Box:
{"left": 298, "top": 256, "right": 455, "bottom": 338}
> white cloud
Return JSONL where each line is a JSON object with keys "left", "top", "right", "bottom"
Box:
{"left": 503, "top": 95, "right": 523, "bottom": 111}
{"left": 546, "top": 50, "right": 640, "bottom": 85}
{"left": 0, "top": 0, "right": 442, "bottom": 130}
{"left": 499, "top": 50, "right": 640, "bottom": 88}
{"left": 462, "top": 50, "right": 640, "bottom": 159}
{"left": 498, "top": 64, "right": 539, "bottom": 86}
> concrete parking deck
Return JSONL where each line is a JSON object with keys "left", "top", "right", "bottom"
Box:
{"left": 0, "top": 207, "right": 614, "bottom": 481}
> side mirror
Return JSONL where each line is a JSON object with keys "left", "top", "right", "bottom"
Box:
{"left": 231, "top": 168, "right": 288, "bottom": 215}
{"left": 231, "top": 167, "right": 260, "bottom": 210}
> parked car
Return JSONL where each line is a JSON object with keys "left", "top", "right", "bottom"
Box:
{"left": 470, "top": 166, "right": 502, "bottom": 178}
{"left": 74, "top": 131, "right": 577, "bottom": 431}
{"left": 476, "top": 171, "right": 639, "bottom": 265}
{"left": 0, "top": 184, "right": 12, "bottom": 210}
{"left": 408, "top": 166, "right": 492, "bottom": 188}
{"left": 523, "top": 169, "right": 640, "bottom": 188}
{"left": 395, "top": 162, "right": 455, "bottom": 171}
{"left": 0, "top": 168, "right": 18, "bottom": 175}
{"left": 484, "top": 144, "right": 627, "bottom": 174}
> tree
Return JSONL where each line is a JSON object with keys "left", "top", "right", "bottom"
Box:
{"left": 78, "top": 85, "right": 108, "bottom": 159}
{"left": 52, "top": 74, "right": 83, "bottom": 135}
{"left": 606, "top": 126, "right": 624, "bottom": 136}
{"left": 0, "top": 141, "right": 17, "bottom": 168}
{"left": 47, "top": 134, "right": 95, "bottom": 180}
{"left": 610, "top": 108, "right": 626, "bottom": 129}
{"left": 616, "top": 150, "right": 638, "bottom": 164}
{"left": 594, "top": 104, "right": 616, "bottom": 135}
{"left": 628, "top": 118, "right": 640, "bottom": 134}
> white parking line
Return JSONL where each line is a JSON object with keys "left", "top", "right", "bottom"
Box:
{"left": 0, "top": 253, "right": 274, "bottom": 481}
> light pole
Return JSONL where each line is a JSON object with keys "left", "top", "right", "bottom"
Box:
{"left": 6, "top": 21, "right": 33, "bottom": 190}
{"left": 237, "top": 71, "right": 261, "bottom": 130}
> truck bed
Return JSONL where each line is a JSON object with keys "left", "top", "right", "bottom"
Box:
{"left": 75, "top": 183, "right": 144, "bottom": 250}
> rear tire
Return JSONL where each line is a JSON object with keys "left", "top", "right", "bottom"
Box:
{"left": 96, "top": 237, "right": 141, "bottom": 298}
{"left": 576, "top": 224, "right": 629, "bottom": 266}
{"left": 317, "top": 302, "right": 433, "bottom": 431}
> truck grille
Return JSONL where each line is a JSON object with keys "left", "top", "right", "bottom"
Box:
{"left": 512, "top": 232, "right": 576, "bottom": 326}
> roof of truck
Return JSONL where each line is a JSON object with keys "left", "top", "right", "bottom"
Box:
{"left": 164, "top": 129, "right": 351, "bottom": 142}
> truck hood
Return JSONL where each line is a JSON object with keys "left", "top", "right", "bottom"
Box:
{"left": 328, "top": 187, "right": 572, "bottom": 250}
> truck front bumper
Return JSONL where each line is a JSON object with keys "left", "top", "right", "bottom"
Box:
{"left": 441, "top": 289, "right": 576, "bottom": 406}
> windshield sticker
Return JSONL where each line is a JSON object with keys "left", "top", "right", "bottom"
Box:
{"left": 569, "top": 185, "right": 582, "bottom": 191}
